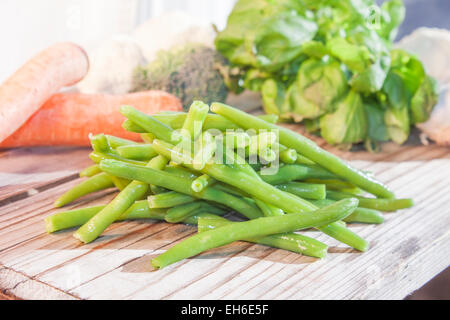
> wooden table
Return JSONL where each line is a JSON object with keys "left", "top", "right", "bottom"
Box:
{"left": 0, "top": 129, "right": 449, "bottom": 300}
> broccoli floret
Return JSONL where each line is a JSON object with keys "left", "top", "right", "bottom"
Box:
{"left": 132, "top": 44, "right": 228, "bottom": 110}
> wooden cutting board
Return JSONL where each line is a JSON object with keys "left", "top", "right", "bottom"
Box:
{"left": 0, "top": 127, "right": 449, "bottom": 300}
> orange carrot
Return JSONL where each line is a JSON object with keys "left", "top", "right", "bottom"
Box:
{"left": 0, "top": 42, "right": 89, "bottom": 143}
{"left": 0, "top": 91, "right": 182, "bottom": 147}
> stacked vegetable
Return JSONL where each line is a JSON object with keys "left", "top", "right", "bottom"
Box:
{"left": 215, "top": 0, "right": 439, "bottom": 150}
{"left": 45, "top": 101, "right": 413, "bottom": 269}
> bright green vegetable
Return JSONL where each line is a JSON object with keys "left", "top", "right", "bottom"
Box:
{"left": 116, "top": 144, "right": 157, "bottom": 161}
{"left": 73, "top": 155, "right": 168, "bottom": 243}
{"left": 211, "top": 102, "right": 394, "bottom": 199}
{"left": 151, "top": 139, "right": 317, "bottom": 213}
{"left": 165, "top": 201, "right": 204, "bottom": 223}
{"left": 326, "top": 190, "right": 413, "bottom": 212}
{"left": 54, "top": 173, "right": 114, "bottom": 208}
{"left": 105, "top": 135, "right": 137, "bottom": 148}
{"left": 45, "top": 201, "right": 223, "bottom": 233}
{"left": 191, "top": 174, "right": 215, "bottom": 193}
{"left": 181, "top": 101, "right": 209, "bottom": 140}
{"left": 99, "top": 159, "right": 264, "bottom": 220}
{"left": 197, "top": 216, "right": 328, "bottom": 258}
{"left": 254, "top": 199, "right": 284, "bottom": 217}
{"left": 275, "top": 182, "right": 326, "bottom": 200}
{"left": 259, "top": 164, "right": 335, "bottom": 185}
{"left": 215, "top": 0, "right": 437, "bottom": 148}
{"left": 79, "top": 164, "right": 101, "bottom": 178}
{"left": 148, "top": 191, "right": 195, "bottom": 208}
{"left": 151, "top": 198, "right": 358, "bottom": 269}
{"left": 132, "top": 44, "right": 228, "bottom": 109}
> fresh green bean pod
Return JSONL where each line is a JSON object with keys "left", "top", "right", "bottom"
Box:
{"left": 89, "top": 151, "right": 147, "bottom": 166}
{"left": 318, "top": 222, "right": 369, "bottom": 252}
{"left": 197, "top": 216, "right": 328, "bottom": 258}
{"left": 99, "top": 159, "right": 263, "bottom": 219}
{"left": 181, "top": 101, "right": 209, "bottom": 140}
{"left": 148, "top": 191, "right": 196, "bottom": 208}
{"left": 120, "top": 105, "right": 181, "bottom": 144}
{"left": 275, "top": 182, "right": 327, "bottom": 200}
{"left": 105, "top": 135, "right": 137, "bottom": 148}
{"left": 211, "top": 102, "right": 395, "bottom": 199}
{"left": 54, "top": 173, "right": 114, "bottom": 208}
{"left": 254, "top": 199, "right": 284, "bottom": 217}
{"left": 122, "top": 113, "right": 278, "bottom": 133}
{"left": 151, "top": 198, "right": 358, "bottom": 269}
{"left": 45, "top": 201, "right": 223, "bottom": 233}
{"left": 259, "top": 164, "right": 337, "bottom": 185}
{"left": 73, "top": 155, "right": 168, "bottom": 244}
{"left": 116, "top": 144, "right": 157, "bottom": 161}
{"left": 151, "top": 139, "right": 316, "bottom": 213}
{"left": 279, "top": 148, "right": 298, "bottom": 164}
{"left": 79, "top": 164, "right": 102, "bottom": 178}
{"left": 326, "top": 190, "right": 414, "bottom": 212}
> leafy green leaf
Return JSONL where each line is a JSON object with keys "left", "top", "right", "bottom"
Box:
{"left": 320, "top": 90, "right": 368, "bottom": 145}
{"left": 385, "top": 105, "right": 410, "bottom": 144}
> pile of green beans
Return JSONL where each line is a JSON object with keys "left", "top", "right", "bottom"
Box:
{"left": 46, "top": 101, "right": 413, "bottom": 269}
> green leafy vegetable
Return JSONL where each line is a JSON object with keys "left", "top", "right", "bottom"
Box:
{"left": 216, "top": 0, "right": 438, "bottom": 149}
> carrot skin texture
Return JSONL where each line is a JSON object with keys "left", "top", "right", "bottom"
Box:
{"left": 0, "top": 91, "right": 182, "bottom": 147}
{"left": 0, "top": 42, "right": 89, "bottom": 143}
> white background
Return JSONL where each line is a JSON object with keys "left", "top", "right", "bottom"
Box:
{"left": 0, "top": 0, "right": 236, "bottom": 83}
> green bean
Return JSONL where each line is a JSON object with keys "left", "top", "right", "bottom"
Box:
{"left": 148, "top": 191, "right": 196, "bottom": 208}
{"left": 311, "top": 199, "right": 384, "bottom": 224}
{"left": 105, "top": 135, "right": 137, "bottom": 148}
{"left": 275, "top": 182, "right": 326, "bottom": 200}
{"left": 99, "top": 159, "right": 263, "bottom": 219}
{"left": 197, "top": 216, "right": 328, "bottom": 258}
{"left": 306, "top": 179, "right": 362, "bottom": 194}
{"left": 279, "top": 148, "right": 297, "bottom": 164}
{"left": 89, "top": 151, "right": 147, "bottom": 166}
{"left": 120, "top": 105, "right": 181, "bottom": 144}
{"left": 116, "top": 144, "right": 157, "bottom": 161}
{"left": 46, "top": 205, "right": 105, "bottom": 233}
{"left": 107, "top": 174, "right": 131, "bottom": 191}
{"left": 224, "top": 131, "right": 250, "bottom": 149}
{"left": 140, "top": 133, "right": 155, "bottom": 143}
{"left": 254, "top": 199, "right": 284, "bottom": 217}
{"left": 318, "top": 222, "right": 369, "bottom": 252}
{"left": 122, "top": 113, "right": 278, "bottom": 133}
{"left": 151, "top": 198, "right": 358, "bottom": 269}
{"left": 164, "top": 165, "right": 199, "bottom": 180}
{"left": 150, "top": 185, "right": 168, "bottom": 194}
{"left": 191, "top": 174, "right": 215, "bottom": 193}
{"left": 182, "top": 101, "right": 209, "bottom": 140}
{"left": 90, "top": 133, "right": 113, "bottom": 154}
{"left": 165, "top": 201, "right": 204, "bottom": 223}
{"left": 79, "top": 164, "right": 101, "bottom": 178}
{"left": 192, "top": 132, "right": 217, "bottom": 170}
{"left": 73, "top": 155, "right": 168, "bottom": 244}
{"left": 326, "top": 190, "right": 414, "bottom": 212}
{"left": 45, "top": 201, "right": 168, "bottom": 233}
{"left": 151, "top": 139, "right": 316, "bottom": 213}
{"left": 54, "top": 173, "right": 114, "bottom": 208}
{"left": 259, "top": 164, "right": 337, "bottom": 185}
{"left": 211, "top": 102, "right": 395, "bottom": 199}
